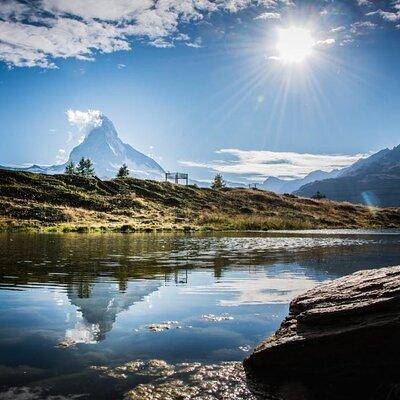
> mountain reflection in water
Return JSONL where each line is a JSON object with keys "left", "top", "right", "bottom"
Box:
{"left": 0, "top": 231, "right": 400, "bottom": 399}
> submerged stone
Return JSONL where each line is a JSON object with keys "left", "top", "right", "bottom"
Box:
{"left": 91, "top": 359, "right": 268, "bottom": 400}
{"left": 147, "top": 321, "right": 180, "bottom": 332}
{"left": 201, "top": 314, "right": 234, "bottom": 322}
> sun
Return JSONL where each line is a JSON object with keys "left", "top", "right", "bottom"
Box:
{"left": 276, "top": 27, "right": 315, "bottom": 63}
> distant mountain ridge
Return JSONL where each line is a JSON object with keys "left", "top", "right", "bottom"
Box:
{"left": 295, "top": 145, "right": 400, "bottom": 207}
{"left": 261, "top": 169, "right": 341, "bottom": 194}
{"left": 261, "top": 147, "right": 391, "bottom": 195}
{"left": 1, "top": 115, "right": 165, "bottom": 180}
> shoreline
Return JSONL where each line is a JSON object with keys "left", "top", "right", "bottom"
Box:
{"left": 1, "top": 222, "right": 400, "bottom": 234}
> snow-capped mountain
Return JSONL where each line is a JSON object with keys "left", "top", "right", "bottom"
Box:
{"left": 1, "top": 115, "right": 165, "bottom": 180}
{"left": 65, "top": 115, "right": 165, "bottom": 179}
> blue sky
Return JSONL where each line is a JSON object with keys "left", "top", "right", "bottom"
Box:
{"left": 1, "top": 0, "right": 400, "bottom": 182}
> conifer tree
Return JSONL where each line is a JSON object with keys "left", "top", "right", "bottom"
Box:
{"left": 117, "top": 163, "right": 130, "bottom": 178}
{"left": 84, "top": 158, "right": 95, "bottom": 177}
{"left": 211, "top": 174, "right": 225, "bottom": 190}
{"left": 76, "top": 157, "right": 86, "bottom": 176}
{"left": 76, "top": 157, "right": 95, "bottom": 178}
{"left": 64, "top": 161, "right": 76, "bottom": 175}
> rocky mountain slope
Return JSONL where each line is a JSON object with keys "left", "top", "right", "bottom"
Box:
{"left": 262, "top": 148, "right": 391, "bottom": 195}
{"left": 261, "top": 169, "right": 341, "bottom": 194}
{"left": 295, "top": 146, "right": 400, "bottom": 207}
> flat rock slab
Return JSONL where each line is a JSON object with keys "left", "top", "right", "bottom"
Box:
{"left": 244, "top": 265, "right": 400, "bottom": 389}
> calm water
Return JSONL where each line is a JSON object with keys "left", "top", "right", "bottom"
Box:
{"left": 1, "top": 231, "right": 400, "bottom": 399}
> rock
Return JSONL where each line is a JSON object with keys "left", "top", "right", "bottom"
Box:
{"left": 244, "top": 266, "right": 400, "bottom": 399}
{"left": 147, "top": 321, "right": 180, "bottom": 332}
{"left": 202, "top": 314, "right": 234, "bottom": 322}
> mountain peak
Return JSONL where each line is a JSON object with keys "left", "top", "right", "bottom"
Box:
{"left": 67, "top": 115, "right": 164, "bottom": 179}
{"left": 85, "top": 114, "right": 118, "bottom": 142}
{"left": 6, "top": 115, "right": 166, "bottom": 180}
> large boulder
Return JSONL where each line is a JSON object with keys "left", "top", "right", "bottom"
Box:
{"left": 244, "top": 266, "right": 400, "bottom": 399}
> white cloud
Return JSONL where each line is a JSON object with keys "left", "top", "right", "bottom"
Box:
{"left": 316, "top": 38, "right": 335, "bottom": 47}
{"left": 254, "top": 12, "right": 281, "bottom": 20}
{"left": 175, "top": 33, "right": 190, "bottom": 41}
{"left": 0, "top": 0, "right": 29, "bottom": 20}
{"left": 186, "top": 37, "right": 202, "bottom": 48}
{"left": 180, "top": 149, "right": 364, "bottom": 180}
{"left": 357, "top": 0, "right": 373, "bottom": 6}
{"left": 350, "top": 20, "right": 376, "bottom": 34}
{"left": 0, "top": 0, "right": 296, "bottom": 68}
{"left": 0, "top": 17, "right": 130, "bottom": 68}
{"left": 0, "top": 0, "right": 395, "bottom": 68}
{"left": 340, "top": 35, "right": 355, "bottom": 46}
{"left": 149, "top": 38, "right": 174, "bottom": 48}
{"left": 367, "top": 10, "right": 400, "bottom": 22}
{"left": 330, "top": 26, "right": 346, "bottom": 33}
{"left": 66, "top": 109, "right": 103, "bottom": 131}
{"left": 41, "top": 0, "right": 153, "bottom": 21}
{"left": 56, "top": 148, "right": 67, "bottom": 164}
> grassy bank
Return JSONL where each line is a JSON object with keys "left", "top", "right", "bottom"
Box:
{"left": 1, "top": 170, "right": 400, "bottom": 232}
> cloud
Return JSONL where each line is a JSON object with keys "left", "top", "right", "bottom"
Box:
{"left": 0, "top": 0, "right": 294, "bottom": 69}
{"left": 149, "top": 38, "right": 174, "bottom": 48}
{"left": 316, "top": 38, "right": 335, "bottom": 47}
{"left": 254, "top": 12, "right": 281, "bottom": 20}
{"left": 66, "top": 109, "right": 103, "bottom": 131}
{"left": 357, "top": 0, "right": 373, "bottom": 6}
{"left": 366, "top": 1, "right": 400, "bottom": 23}
{"left": 350, "top": 20, "right": 376, "bottom": 34}
{"left": 180, "top": 149, "right": 364, "bottom": 180}
{"left": 186, "top": 37, "right": 202, "bottom": 48}
{"left": 267, "top": 55, "right": 281, "bottom": 61}
{"left": 0, "top": 17, "right": 130, "bottom": 68}
{"left": 56, "top": 148, "right": 67, "bottom": 164}
{"left": 0, "top": 0, "right": 395, "bottom": 68}
{"left": 367, "top": 10, "right": 400, "bottom": 22}
{"left": 330, "top": 26, "right": 346, "bottom": 33}
{"left": 41, "top": 0, "right": 153, "bottom": 21}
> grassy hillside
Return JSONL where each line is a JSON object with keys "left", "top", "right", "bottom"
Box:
{"left": 1, "top": 170, "right": 400, "bottom": 232}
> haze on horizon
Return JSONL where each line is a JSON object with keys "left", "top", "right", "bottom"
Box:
{"left": 1, "top": 0, "right": 400, "bottom": 184}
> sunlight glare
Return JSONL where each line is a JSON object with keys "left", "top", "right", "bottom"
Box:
{"left": 277, "top": 27, "right": 315, "bottom": 63}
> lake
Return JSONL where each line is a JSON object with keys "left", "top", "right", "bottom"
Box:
{"left": 1, "top": 231, "right": 400, "bottom": 399}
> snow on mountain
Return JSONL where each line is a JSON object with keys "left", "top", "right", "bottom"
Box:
{"left": 1, "top": 115, "right": 165, "bottom": 180}
{"left": 66, "top": 115, "right": 165, "bottom": 179}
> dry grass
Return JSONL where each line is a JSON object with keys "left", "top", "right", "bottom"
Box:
{"left": 1, "top": 170, "right": 400, "bottom": 232}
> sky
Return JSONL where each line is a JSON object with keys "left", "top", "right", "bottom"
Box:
{"left": 1, "top": 0, "right": 400, "bottom": 183}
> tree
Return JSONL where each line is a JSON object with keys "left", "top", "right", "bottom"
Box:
{"left": 312, "top": 191, "right": 326, "bottom": 200}
{"left": 64, "top": 161, "right": 76, "bottom": 175}
{"left": 76, "top": 157, "right": 95, "bottom": 178}
{"left": 76, "top": 158, "right": 86, "bottom": 177}
{"left": 117, "top": 163, "right": 130, "bottom": 178}
{"left": 211, "top": 174, "right": 225, "bottom": 190}
{"left": 84, "top": 158, "right": 95, "bottom": 177}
